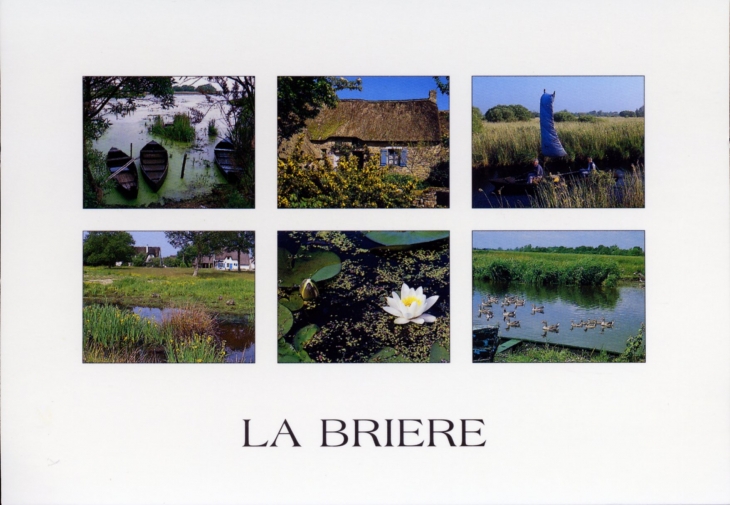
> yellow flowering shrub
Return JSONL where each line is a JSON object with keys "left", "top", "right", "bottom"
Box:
{"left": 278, "top": 140, "right": 418, "bottom": 208}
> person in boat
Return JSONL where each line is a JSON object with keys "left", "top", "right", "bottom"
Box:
{"left": 580, "top": 157, "right": 597, "bottom": 177}
{"left": 527, "top": 158, "right": 544, "bottom": 184}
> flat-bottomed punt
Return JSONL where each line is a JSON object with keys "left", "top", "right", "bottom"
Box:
{"left": 214, "top": 138, "right": 243, "bottom": 181}
{"left": 106, "top": 147, "right": 138, "bottom": 199}
{"left": 139, "top": 141, "right": 169, "bottom": 192}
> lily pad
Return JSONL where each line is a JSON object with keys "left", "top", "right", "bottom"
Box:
{"left": 364, "top": 231, "right": 449, "bottom": 250}
{"left": 278, "top": 247, "right": 341, "bottom": 287}
{"left": 429, "top": 342, "right": 450, "bottom": 363}
{"left": 277, "top": 303, "right": 293, "bottom": 336}
{"left": 293, "top": 324, "right": 319, "bottom": 351}
{"left": 280, "top": 292, "right": 304, "bottom": 312}
{"left": 367, "top": 347, "right": 412, "bottom": 363}
{"left": 278, "top": 337, "right": 312, "bottom": 363}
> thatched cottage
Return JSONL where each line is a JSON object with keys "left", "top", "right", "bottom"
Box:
{"left": 283, "top": 90, "right": 445, "bottom": 180}
{"left": 199, "top": 250, "right": 254, "bottom": 271}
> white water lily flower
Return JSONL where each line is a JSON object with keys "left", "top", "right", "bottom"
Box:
{"left": 381, "top": 283, "right": 439, "bottom": 325}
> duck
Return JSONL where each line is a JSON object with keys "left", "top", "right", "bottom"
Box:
{"left": 542, "top": 321, "right": 559, "bottom": 332}
{"left": 514, "top": 298, "right": 526, "bottom": 307}
{"left": 570, "top": 319, "right": 584, "bottom": 329}
{"left": 503, "top": 308, "right": 517, "bottom": 319}
{"left": 505, "top": 318, "right": 521, "bottom": 328}
{"left": 600, "top": 318, "right": 615, "bottom": 328}
{"left": 584, "top": 322, "right": 597, "bottom": 330}
{"left": 225, "top": 299, "right": 236, "bottom": 306}
{"left": 531, "top": 304, "right": 544, "bottom": 314}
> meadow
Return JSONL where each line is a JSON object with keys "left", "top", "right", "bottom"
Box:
{"left": 473, "top": 250, "right": 644, "bottom": 286}
{"left": 83, "top": 266, "right": 255, "bottom": 316}
{"left": 472, "top": 117, "right": 645, "bottom": 168}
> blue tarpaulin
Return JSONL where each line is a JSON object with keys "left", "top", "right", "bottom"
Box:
{"left": 540, "top": 92, "right": 567, "bottom": 157}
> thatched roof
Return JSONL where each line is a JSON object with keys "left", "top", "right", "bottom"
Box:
{"left": 306, "top": 96, "right": 441, "bottom": 143}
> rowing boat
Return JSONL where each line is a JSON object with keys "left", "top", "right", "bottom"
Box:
{"left": 139, "top": 141, "right": 169, "bottom": 192}
{"left": 106, "top": 147, "right": 138, "bottom": 199}
{"left": 214, "top": 138, "right": 243, "bottom": 180}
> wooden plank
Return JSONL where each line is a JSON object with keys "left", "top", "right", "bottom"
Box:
{"left": 497, "top": 339, "right": 522, "bottom": 354}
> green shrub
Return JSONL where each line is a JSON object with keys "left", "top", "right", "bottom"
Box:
{"left": 485, "top": 104, "right": 532, "bottom": 122}
{"left": 553, "top": 110, "right": 576, "bottom": 122}
{"left": 148, "top": 113, "right": 196, "bottom": 142}
{"left": 472, "top": 107, "right": 484, "bottom": 133}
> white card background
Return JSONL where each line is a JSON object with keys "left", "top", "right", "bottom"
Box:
{"left": 2, "top": 1, "right": 729, "bottom": 503}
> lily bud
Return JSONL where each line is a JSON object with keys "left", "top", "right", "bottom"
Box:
{"left": 300, "top": 278, "right": 319, "bottom": 301}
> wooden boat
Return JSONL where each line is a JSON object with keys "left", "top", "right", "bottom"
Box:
{"left": 139, "top": 141, "right": 169, "bottom": 192}
{"left": 106, "top": 147, "right": 138, "bottom": 199}
{"left": 214, "top": 138, "right": 243, "bottom": 180}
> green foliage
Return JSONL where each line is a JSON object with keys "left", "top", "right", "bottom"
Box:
{"left": 472, "top": 107, "right": 484, "bottom": 134}
{"left": 207, "top": 119, "right": 219, "bottom": 137}
{"left": 148, "top": 113, "right": 196, "bottom": 142}
{"left": 429, "top": 342, "right": 449, "bottom": 362}
{"left": 616, "top": 324, "right": 646, "bottom": 362}
{"left": 293, "top": 324, "right": 319, "bottom": 351}
{"left": 277, "top": 303, "right": 293, "bottom": 336}
{"left": 619, "top": 110, "right": 636, "bottom": 117}
{"left": 473, "top": 251, "right": 624, "bottom": 286}
{"left": 513, "top": 244, "right": 643, "bottom": 256}
{"left": 531, "top": 166, "right": 645, "bottom": 208}
{"left": 364, "top": 231, "right": 449, "bottom": 249}
{"left": 433, "top": 76, "right": 449, "bottom": 95}
{"left": 195, "top": 84, "right": 217, "bottom": 94}
{"left": 367, "top": 347, "right": 412, "bottom": 363}
{"left": 83, "top": 231, "right": 136, "bottom": 267}
{"left": 553, "top": 110, "right": 576, "bottom": 122}
{"left": 165, "top": 333, "right": 225, "bottom": 363}
{"left": 278, "top": 247, "right": 342, "bottom": 287}
{"left": 576, "top": 114, "right": 600, "bottom": 123}
{"left": 485, "top": 104, "right": 533, "bottom": 122}
{"left": 277, "top": 76, "right": 362, "bottom": 142}
{"left": 131, "top": 253, "right": 148, "bottom": 267}
{"left": 173, "top": 85, "right": 196, "bottom": 92}
{"left": 278, "top": 144, "right": 418, "bottom": 208}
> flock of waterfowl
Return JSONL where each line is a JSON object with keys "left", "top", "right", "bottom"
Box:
{"left": 477, "top": 294, "right": 616, "bottom": 338}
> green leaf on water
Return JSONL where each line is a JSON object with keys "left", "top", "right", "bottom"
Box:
{"left": 293, "top": 324, "right": 319, "bottom": 351}
{"left": 280, "top": 292, "right": 304, "bottom": 312}
{"left": 367, "top": 347, "right": 412, "bottom": 363}
{"left": 277, "top": 303, "right": 293, "bottom": 336}
{"left": 429, "top": 342, "right": 450, "bottom": 363}
{"left": 364, "top": 231, "right": 449, "bottom": 250}
{"left": 278, "top": 337, "right": 313, "bottom": 363}
{"left": 278, "top": 248, "right": 342, "bottom": 287}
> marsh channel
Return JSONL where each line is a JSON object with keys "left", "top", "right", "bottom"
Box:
{"left": 93, "top": 94, "right": 230, "bottom": 206}
{"left": 472, "top": 280, "right": 645, "bottom": 354}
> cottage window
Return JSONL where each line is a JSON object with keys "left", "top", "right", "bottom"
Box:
{"left": 380, "top": 147, "right": 408, "bottom": 167}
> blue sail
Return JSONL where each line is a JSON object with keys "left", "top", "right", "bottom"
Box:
{"left": 540, "top": 92, "right": 567, "bottom": 157}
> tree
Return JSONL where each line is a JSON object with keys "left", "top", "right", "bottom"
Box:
{"left": 165, "top": 232, "right": 224, "bottom": 276}
{"left": 82, "top": 77, "right": 176, "bottom": 207}
{"left": 277, "top": 76, "right": 362, "bottom": 144}
{"left": 484, "top": 105, "right": 532, "bottom": 122}
{"left": 619, "top": 110, "right": 636, "bottom": 117}
{"left": 472, "top": 106, "right": 484, "bottom": 134}
{"left": 433, "top": 76, "right": 450, "bottom": 96}
{"left": 553, "top": 110, "right": 577, "bottom": 122}
{"left": 195, "top": 84, "right": 217, "bottom": 94}
{"left": 83, "top": 232, "right": 136, "bottom": 267}
{"left": 219, "top": 232, "right": 255, "bottom": 272}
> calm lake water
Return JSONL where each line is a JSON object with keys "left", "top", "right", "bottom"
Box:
{"left": 472, "top": 280, "right": 645, "bottom": 354}
{"left": 132, "top": 306, "right": 255, "bottom": 363}
{"left": 93, "top": 94, "right": 230, "bottom": 206}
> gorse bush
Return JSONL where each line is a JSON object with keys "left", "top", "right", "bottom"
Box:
{"left": 485, "top": 104, "right": 532, "bottom": 122}
{"left": 278, "top": 139, "right": 418, "bottom": 208}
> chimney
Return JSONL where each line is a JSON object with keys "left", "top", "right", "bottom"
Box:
{"left": 428, "top": 90, "right": 437, "bottom": 103}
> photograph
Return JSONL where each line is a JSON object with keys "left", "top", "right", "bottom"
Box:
{"left": 83, "top": 76, "right": 255, "bottom": 208}
{"left": 82, "top": 231, "right": 255, "bottom": 363}
{"left": 277, "top": 76, "right": 450, "bottom": 208}
{"left": 277, "top": 231, "right": 450, "bottom": 362}
{"left": 472, "top": 231, "right": 645, "bottom": 363}
{"left": 472, "top": 76, "right": 645, "bottom": 208}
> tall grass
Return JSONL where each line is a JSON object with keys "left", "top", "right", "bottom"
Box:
{"left": 472, "top": 250, "right": 645, "bottom": 286}
{"left": 472, "top": 117, "right": 644, "bottom": 167}
{"left": 83, "top": 303, "right": 227, "bottom": 363}
{"left": 148, "top": 113, "right": 196, "bottom": 143}
{"left": 530, "top": 165, "right": 644, "bottom": 208}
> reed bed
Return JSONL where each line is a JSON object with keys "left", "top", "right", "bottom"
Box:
{"left": 148, "top": 113, "right": 196, "bottom": 143}
{"left": 530, "top": 165, "right": 644, "bottom": 208}
{"left": 83, "top": 303, "right": 226, "bottom": 363}
{"left": 472, "top": 250, "right": 645, "bottom": 286}
{"left": 472, "top": 117, "right": 644, "bottom": 167}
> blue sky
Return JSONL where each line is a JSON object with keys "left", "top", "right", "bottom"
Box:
{"left": 473, "top": 231, "right": 645, "bottom": 250}
{"left": 472, "top": 76, "right": 644, "bottom": 114}
{"left": 130, "top": 232, "right": 179, "bottom": 257}
{"left": 337, "top": 76, "right": 450, "bottom": 110}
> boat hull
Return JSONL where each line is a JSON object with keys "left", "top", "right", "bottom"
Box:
{"left": 140, "top": 141, "right": 169, "bottom": 192}
{"left": 214, "top": 139, "right": 243, "bottom": 181}
{"left": 106, "top": 148, "right": 138, "bottom": 199}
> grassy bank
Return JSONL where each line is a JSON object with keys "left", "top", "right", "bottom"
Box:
{"left": 83, "top": 303, "right": 227, "bottom": 363}
{"left": 473, "top": 250, "right": 644, "bottom": 286}
{"left": 83, "top": 266, "right": 255, "bottom": 316}
{"left": 529, "top": 166, "right": 644, "bottom": 208}
{"left": 472, "top": 117, "right": 644, "bottom": 167}
{"left": 489, "top": 324, "right": 646, "bottom": 363}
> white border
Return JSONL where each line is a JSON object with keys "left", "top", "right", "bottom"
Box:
{"left": 2, "top": 1, "right": 730, "bottom": 504}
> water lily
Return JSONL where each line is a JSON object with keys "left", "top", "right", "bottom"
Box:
{"left": 382, "top": 283, "right": 439, "bottom": 324}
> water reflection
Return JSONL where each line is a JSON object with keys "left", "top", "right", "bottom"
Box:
{"left": 472, "top": 282, "right": 645, "bottom": 354}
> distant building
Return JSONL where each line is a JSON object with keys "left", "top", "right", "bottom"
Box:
{"left": 279, "top": 91, "right": 445, "bottom": 180}
{"left": 199, "top": 250, "right": 254, "bottom": 271}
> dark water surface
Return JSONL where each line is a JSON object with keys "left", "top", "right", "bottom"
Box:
{"left": 472, "top": 280, "right": 645, "bottom": 353}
